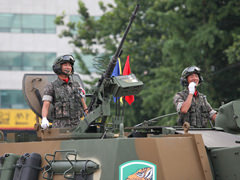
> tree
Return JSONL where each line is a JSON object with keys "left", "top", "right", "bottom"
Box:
{"left": 56, "top": 0, "right": 240, "bottom": 126}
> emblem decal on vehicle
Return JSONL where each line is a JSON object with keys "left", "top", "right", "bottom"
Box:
{"left": 119, "top": 160, "right": 156, "bottom": 180}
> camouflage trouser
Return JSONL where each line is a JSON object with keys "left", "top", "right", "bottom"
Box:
{"left": 52, "top": 119, "right": 80, "bottom": 128}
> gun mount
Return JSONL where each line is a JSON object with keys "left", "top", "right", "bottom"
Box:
{"left": 72, "top": 3, "right": 143, "bottom": 135}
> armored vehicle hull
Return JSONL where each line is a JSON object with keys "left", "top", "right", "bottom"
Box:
{"left": 1, "top": 97, "right": 240, "bottom": 180}
{"left": 0, "top": 133, "right": 212, "bottom": 180}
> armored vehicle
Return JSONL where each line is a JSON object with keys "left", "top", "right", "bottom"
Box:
{"left": 1, "top": 3, "right": 240, "bottom": 180}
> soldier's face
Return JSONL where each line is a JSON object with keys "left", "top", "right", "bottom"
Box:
{"left": 61, "top": 62, "right": 72, "bottom": 75}
{"left": 187, "top": 73, "right": 199, "bottom": 85}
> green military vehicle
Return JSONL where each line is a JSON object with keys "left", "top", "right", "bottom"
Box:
{"left": 1, "top": 3, "right": 240, "bottom": 180}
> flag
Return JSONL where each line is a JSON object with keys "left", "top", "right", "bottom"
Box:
{"left": 111, "top": 58, "right": 121, "bottom": 77}
{"left": 111, "top": 58, "right": 123, "bottom": 103}
{"left": 123, "top": 55, "right": 135, "bottom": 105}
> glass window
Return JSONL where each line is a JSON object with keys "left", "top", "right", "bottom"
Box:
{"left": 0, "top": 13, "right": 56, "bottom": 34}
{"left": 70, "top": 15, "right": 83, "bottom": 23}
{"left": 23, "top": 53, "right": 45, "bottom": 70}
{"left": 0, "top": 52, "right": 56, "bottom": 71}
{"left": 81, "top": 54, "right": 95, "bottom": 72}
{"left": 0, "top": 52, "right": 22, "bottom": 70}
{"left": 0, "top": 14, "right": 13, "bottom": 32}
{"left": 11, "top": 14, "right": 21, "bottom": 33}
{"left": 0, "top": 90, "right": 28, "bottom": 109}
{"left": 45, "top": 53, "right": 56, "bottom": 70}
{"left": 69, "top": 15, "right": 83, "bottom": 34}
{"left": 94, "top": 16, "right": 100, "bottom": 21}
{"left": 45, "top": 15, "right": 56, "bottom": 33}
{"left": 0, "top": 52, "right": 97, "bottom": 72}
{"left": 22, "top": 14, "right": 44, "bottom": 33}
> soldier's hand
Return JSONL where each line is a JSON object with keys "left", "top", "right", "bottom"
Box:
{"left": 188, "top": 82, "right": 196, "bottom": 94}
{"left": 84, "top": 109, "right": 88, "bottom": 115}
{"left": 41, "top": 117, "right": 49, "bottom": 129}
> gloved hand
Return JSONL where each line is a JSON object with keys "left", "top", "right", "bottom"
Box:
{"left": 79, "top": 87, "right": 86, "bottom": 97}
{"left": 41, "top": 117, "right": 49, "bottom": 129}
{"left": 188, "top": 82, "right": 196, "bottom": 94}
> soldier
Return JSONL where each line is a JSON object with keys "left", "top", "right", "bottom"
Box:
{"left": 173, "top": 66, "right": 217, "bottom": 128}
{"left": 41, "top": 55, "right": 88, "bottom": 129}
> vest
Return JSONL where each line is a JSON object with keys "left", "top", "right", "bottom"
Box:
{"left": 177, "top": 90, "right": 210, "bottom": 128}
{"left": 51, "top": 78, "right": 83, "bottom": 120}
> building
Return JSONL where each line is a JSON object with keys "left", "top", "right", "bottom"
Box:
{"left": 0, "top": 0, "right": 112, "bottom": 129}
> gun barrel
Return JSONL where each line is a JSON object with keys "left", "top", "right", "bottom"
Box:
{"left": 88, "top": 4, "right": 139, "bottom": 112}
{"left": 104, "top": 4, "right": 140, "bottom": 79}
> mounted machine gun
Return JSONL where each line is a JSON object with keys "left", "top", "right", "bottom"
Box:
{"left": 72, "top": 3, "right": 143, "bottom": 135}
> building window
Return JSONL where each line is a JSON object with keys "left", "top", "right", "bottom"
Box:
{"left": 0, "top": 13, "right": 56, "bottom": 34}
{"left": 0, "top": 52, "right": 56, "bottom": 71}
{"left": 69, "top": 15, "right": 100, "bottom": 35}
{"left": 80, "top": 54, "right": 95, "bottom": 72}
{"left": 0, "top": 90, "right": 29, "bottom": 109}
{"left": 69, "top": 15, "right": 83, "bottom": 23}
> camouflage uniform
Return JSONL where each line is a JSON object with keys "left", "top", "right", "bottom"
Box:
{"left": 173, "top": 89, "right": 217, "bottom": 128}
{"left": 42, "top": 76, "right": 84, "bottom": 128}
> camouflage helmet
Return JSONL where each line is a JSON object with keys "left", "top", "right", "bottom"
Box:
{"left": 180, "top": 66, "right": 203, "bottom": 86}
{"left": 52, "top": 55, "right": 75, "bottom": 75}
